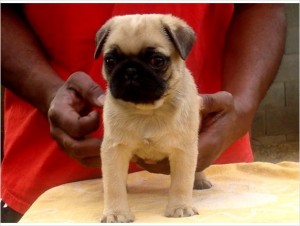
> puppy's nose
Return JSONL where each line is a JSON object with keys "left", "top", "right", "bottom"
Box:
{"left": 124, "top": 67, "right": 138, "bottom": 80}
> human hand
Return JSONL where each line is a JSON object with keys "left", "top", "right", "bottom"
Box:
{"left": 196, "top": 91, "right": 251, "bottom": 172}
{"left": 48, "top": 71, "right": 105, "bottom": 167}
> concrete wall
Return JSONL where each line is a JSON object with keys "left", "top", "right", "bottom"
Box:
{"left": 251, "top": 4, "right": 299, "bottom": 162}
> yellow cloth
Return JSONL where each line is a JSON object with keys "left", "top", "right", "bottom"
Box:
{"left": 20, "top": 161, "right": 299, "bottom": 223}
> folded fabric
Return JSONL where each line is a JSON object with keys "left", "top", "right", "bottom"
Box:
{"left": 20, "top": 161, "right": 299, "bottom": 223}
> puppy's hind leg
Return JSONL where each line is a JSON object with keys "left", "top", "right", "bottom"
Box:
{"left": 193, "top": 172, "right": 212, "bottom": 190}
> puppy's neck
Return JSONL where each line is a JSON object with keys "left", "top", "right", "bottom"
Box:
{"left": 107, "top": 92, "right": 178, "bottom": 115}
{"left": 134, "top": 99, "right": 165, "bottom": 111}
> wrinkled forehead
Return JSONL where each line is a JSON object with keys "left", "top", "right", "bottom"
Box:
{"left": 103, "top": 16, "right": 173, "bottom": 56}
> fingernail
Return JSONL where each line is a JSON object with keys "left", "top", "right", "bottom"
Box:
{"left": 97, "top": 94, "right": 106, "bottom": 106}
{"left": 198, "top": 95, "right": 204, "bottom": 109}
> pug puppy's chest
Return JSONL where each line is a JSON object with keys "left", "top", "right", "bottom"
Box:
{"left": 132, "top": 122, "right": 175, "bottom": 162}
{"left": 103, "top": 102, "right": 185, "bottom": 161}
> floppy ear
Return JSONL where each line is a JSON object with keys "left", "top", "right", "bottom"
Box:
{"left": 94, "top": 26, "right": 110, "bottom": 59}
{"left": 163, "top": 22, "right": 196, "bottom": 60}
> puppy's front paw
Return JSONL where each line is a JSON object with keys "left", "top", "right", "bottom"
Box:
{"left": 193, "top": 179, "right": 212, "bottom": 190}
{"left": 165, "top": 206, "right": 198, "bottom": 218}
{"left": 101, "top": 212, "right": 135, "bottom": 223}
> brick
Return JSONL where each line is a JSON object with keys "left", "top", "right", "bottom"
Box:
{"left": 275, "top": 54, "right": 299, "bottom": 82}
{"left": 251, "top": 110, "right": 265, "bottom": 138}
{"left": 266, "top": 107, "right": 299, "bottom": 135}
{"left": 285, "top": 81, "right": 299, "bottom": 107}
{"left": 285, "top": 27, "right": 299, "bottom": 54}
{"left": 286, "top": 133, "right": 300, "bottom": 141}
{"left": 285, "top": 4, "right": 299, "bottom": 28}
{"left": 259, "top": 82, "right": 285, "bottom": 110}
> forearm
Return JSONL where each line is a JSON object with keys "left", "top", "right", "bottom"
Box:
{"left": 222, "top": 4, "right": 286, "bottom": 132}
{"left": 1, "top": 5, "right": 63, "bottom": 115}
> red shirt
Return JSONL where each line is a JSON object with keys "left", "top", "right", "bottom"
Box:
{"left": 2, "top": 3, "right": 253, "bottom": 214}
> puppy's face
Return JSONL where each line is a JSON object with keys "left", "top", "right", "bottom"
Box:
{"left": 94, "top": 14, "right": 195, "bottom": 106}
{"left": 102, "top": 44, "right": 169, "bottom": 104}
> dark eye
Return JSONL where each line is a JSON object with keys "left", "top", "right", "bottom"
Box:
{"left": 149, "top": 55, "right": 166, "bottom": 68}
{"left": 105, "top": 56, "right": 117, "bottom": 70}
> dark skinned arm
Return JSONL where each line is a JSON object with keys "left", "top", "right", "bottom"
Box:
{"left": 196, "top": 4, "right": 286, "bottom": 171}
{"left": 1, "top": 5, "right": 104, "bottom": 167}
{"left": 1, "top": 5, "right": 63, "bottom": 115}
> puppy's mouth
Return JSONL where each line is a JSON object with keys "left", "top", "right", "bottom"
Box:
{"left": 109, "top": 60, "right": 168, "bottom": 105}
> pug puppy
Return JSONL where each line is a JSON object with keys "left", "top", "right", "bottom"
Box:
{"left": 94, "top": 14, "right": 211, "bottom": 223}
